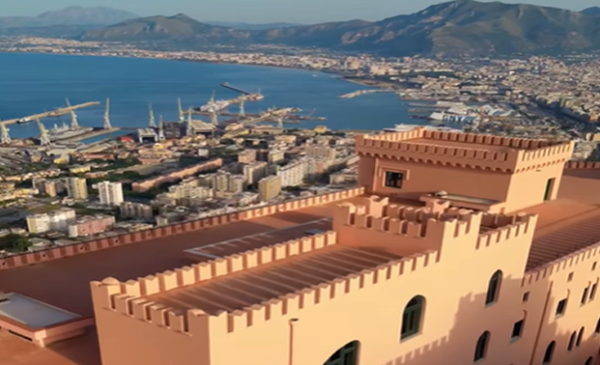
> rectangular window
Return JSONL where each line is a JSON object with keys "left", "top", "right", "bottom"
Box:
{"left": 511, "top": 319, "right": 524, "bottom": 339}
{"left": 556, "top": 299, "right": 567, "bottom": 316}
{"left": 582, "top": 287, "right": 590, "bottom": 305}
{"left": 384, "top": 171, "right": 404, "bottom": 189}
{"left": 590, "top": 284, "right": 597, "bottom": 301}
{"left": 522, "top": 292, "right": 530, "bottom": 303}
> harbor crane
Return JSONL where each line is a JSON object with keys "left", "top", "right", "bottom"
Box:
{"left": 0, "top": 119, "right": 11, "bottom": 144}
{"left": 65, "top": 99, "right": 80, "bottom": 129}
{"left": 158, "top": 115, "right": 165, "bottom": 141}
{"left": 36, "top": 118, "right": 51, "bottom": 146}
{"left": 103, "top": 98, "right": 112, "bottom": 130}
{"left": 220, "top": 83, "right": 264, "bottom": 117}
{"left": 149, "top": 104, "right": 156, "bottom": 128}
{"left": 177, "top": 98, "right": 185, "bottom": 122}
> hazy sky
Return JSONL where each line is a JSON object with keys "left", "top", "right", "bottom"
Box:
{"left": 0, "top": 0, "right": 597, "bottom": 24}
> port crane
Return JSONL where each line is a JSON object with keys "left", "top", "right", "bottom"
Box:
{"left": 0, "top": 118, "right": 11, "bottom": 145}
{"left": 219, "top": 83, "right": 264, "bottom": 117}
{"left": 103, "top": 98, "right": 112, "bottom": 130}
{"left": 36, "top": 118, "right": 51, "bottom": 146}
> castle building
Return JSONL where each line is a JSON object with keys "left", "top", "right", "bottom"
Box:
{"left": 3, "top": 128, "right": 600, "bottom": 365}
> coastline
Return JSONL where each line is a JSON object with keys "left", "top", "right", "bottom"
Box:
{"left": 0, "top": 49, "right": 374, "bottom": 88}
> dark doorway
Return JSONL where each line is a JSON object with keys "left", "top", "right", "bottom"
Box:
{"left": 323, "top": 340, "right": 360, "bottom": 365}
{"left": 544, "top": 178, "right": 555, "bottom": 201}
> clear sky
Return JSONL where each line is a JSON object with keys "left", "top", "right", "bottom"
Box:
{"left": 0, "top": 0, "right": 597, "bottom": 24}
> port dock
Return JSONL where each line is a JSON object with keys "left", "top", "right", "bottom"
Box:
{"left": 339, "top": 89, "right": 394, "bottom": 99}
{"left": 1, "top": 101, "right": 101, "bottom": 126}
{"left": 57, "top": 127, "right": 121, "bottom": 143}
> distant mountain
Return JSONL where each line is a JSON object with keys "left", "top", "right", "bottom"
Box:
{"left": 205, "top": 22, "right": 302, "bottom": 30}
{"left": 0, "top": 7, "right": 138, "bottom": 29}
{"left": 77, "top": 0, "right": 600, "bottom": 56}
{"left": 581, "top": 7, "right": 600, "bottom": 16}
{"left": 79, "top": 14, "right": 251, "bottom": 46}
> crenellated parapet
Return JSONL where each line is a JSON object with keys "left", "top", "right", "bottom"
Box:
{"left": 355, "top": 128, "right": 572, "bottom": 173}
{"left": 334, "top": 196, "right": 482, "bottom": 244}
{"left": 564, "top": 161, "right": 600, "bottom": 169}
{"left": 477, "top": 213, "right": 538, "bottom": 250}
{"left": 522, "top": 241, "right": 600, "bottom": 287}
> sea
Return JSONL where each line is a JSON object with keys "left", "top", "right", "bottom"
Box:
{"left": 0, "top": 52, "right": 422, "bottom": 141}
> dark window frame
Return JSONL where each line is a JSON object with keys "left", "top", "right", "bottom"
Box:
{"left": 511, "top": 319, "right": 524, "bottom": 340}
{"left": 400, "top": 296, "right": 425, "bottom": 340}
{"left": 485, "top": 270, "right": 503, "bottom": 305}
{"left": 474, "top": 331, "right": 490, "bottom": 362}
{"left": 556, "top": 299, "right": 568, "bottom": 316}
{"left": 543, "top": 341, "right": 555, "bottom": 364}
{"left": 384, "top": 171, "right": 404, "bottom": 189}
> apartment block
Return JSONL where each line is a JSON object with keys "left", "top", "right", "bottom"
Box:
{"left": 65, "top": 177, "right": 88, "bottom": 200}
{"left": 68, "top": 215, "right": 115, "bottom": 238}
{"left": 276, "top": 159, "right": 307, "bottom": 187}
{"left": 242, "top": 161, "right": 268, "bottom": 185}
{"left": 258, "top": 175, "right": 282, "bottom": 202}
{"left": 237, "top": 149, "right": 257, "bottom": 164}
{"left": 120, "top": 202, "right": 154, "bottom": 221}
{"left": 26, "top": 208, "right": 76, "bottom": 233}
{"left": 98, "top": 181, "right": 124, "bottom": 206}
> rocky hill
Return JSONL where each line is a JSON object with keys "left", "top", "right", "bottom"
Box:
{"left": 581, "top": 7, "right": 600, "bottom": 16}
{"left": 78, "top": 0, "right": 600, "bottom": 56}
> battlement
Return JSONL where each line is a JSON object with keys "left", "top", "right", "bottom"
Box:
{"left": 91, "top": 229, "right": 441, "bottom": 335}
{"left": 565, "top": 161, "right": 600, "bottom": 169}
{"left": 522, "top": 241, "right": 600, "bottom": 287}
{"left": 355, "top": 129, "right": 572, "bottom": 173}
{"left": 477, "top": 213, "right": 538, "bottom": 250}
{"left": 334, "top": 196, "right": 482, "bottom": 243}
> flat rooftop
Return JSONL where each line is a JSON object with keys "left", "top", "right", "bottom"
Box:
{"left": 0, "top": 293, "right": 80, "bottom": 329}
{"left": 148, "top": 245, "right": 400, "bottom": 315}
{"left": 524, "top": 168, "right": 600, "bottom": 270}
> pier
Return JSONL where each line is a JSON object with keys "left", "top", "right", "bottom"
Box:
{"left": 1, "top": 102, "right": 101, "bottom": 126}
{"left": 339, "top": 89, "right": 394, "bottom": 99}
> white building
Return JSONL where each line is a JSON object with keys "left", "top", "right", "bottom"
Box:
{"left": 26, "top": 208, "right": 76, "bottom": 234}
{"left": 276, "top": 160, "right": 307, "bottom": 187}
{"left": 98, "top": 181, "right": 124, "bottom": 206}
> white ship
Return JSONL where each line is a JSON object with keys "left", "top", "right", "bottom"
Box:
{"left": 430, "top": 111, "right": 479, "bottom": 123}
{"left": 48, "top": 122, "right": 93, "bottom": 141}
{"left": 200, "top": 100, "right": 230, "bottom": 113}
{"left": 383, "top": 124, "right": 462, "bottom": 133}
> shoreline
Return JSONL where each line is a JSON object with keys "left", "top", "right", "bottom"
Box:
{"left": 0, "top": 49, "right": 372, "bottom": 88}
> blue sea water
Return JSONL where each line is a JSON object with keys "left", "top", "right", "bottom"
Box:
{"left": 0, "top": 52, "right": 419, "bottom": 139}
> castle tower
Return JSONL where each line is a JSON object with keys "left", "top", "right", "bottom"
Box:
{"left": 37, "top": 119, "right": 51, "bottom": 146}
{"left": 0, "top": 121, "right": 11, "bottom": 145}
{"left": 103, "top": 98, "right": 112, "bottom": 130}
{"left": 148, "top": 104, "right": 156, "bottom": 128}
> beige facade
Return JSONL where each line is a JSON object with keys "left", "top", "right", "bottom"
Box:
{"left": 66, "top": 177, "right": 88, "bottom": 200}
{"left": 258, "top": 175, "right": 282, "bottom": 202}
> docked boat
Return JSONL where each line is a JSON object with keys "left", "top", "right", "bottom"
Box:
{"left": 48, "top": 123, "right": 94, "bottom": 142}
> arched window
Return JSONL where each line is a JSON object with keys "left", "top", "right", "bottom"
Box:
{"left": 322, "top": 340, "right": 360, "bottom": 365}
{"left": 474, "top": 331, "right": 490, "bottom": 361}
{"left": 585, "top": 357, "right": 593, "bottom": 365}
{"left": 400, "top": 296, "right": 425, "bottom": 340}
{"left": 543, "top": 341, "right": 555, "bottom": 364}
{"left": 486, "top": 270, "right": 503, "bottom": 305}
{"left": 576, "top": 327, "right": 585, "bottom": 347}
{"left": 596, "top": 317, "right": 600, "bottom": 334}
{"left": 568, "top": 332, "right": 576, "bottom": 351}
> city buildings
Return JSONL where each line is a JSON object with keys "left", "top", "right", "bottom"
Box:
{"left": 68, "top": 215, "right": 115, "bottom": 238}
{"left": 25, "top": 208, "right": 76, "bottom": 233}
{"left": 120, "top": 202, "right": 154, "bottom": 221}
{"left": 98, "top": 181, "right": 124, "bottom": 206}
{"left": 243, "top": 161, "right": 268, "bottom": 185}
{"left": 276, "top": 159, "right": 307, "bottom": 187}
{"left": 258, "top": 175, "right": 282, "bottom": 202}
{"left": 66, "top": 177, "right": 88, "bottom": 200}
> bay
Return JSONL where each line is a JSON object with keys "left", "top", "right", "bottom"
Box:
{"left": 0, "top": 52, "right": 419, "bottom": 139}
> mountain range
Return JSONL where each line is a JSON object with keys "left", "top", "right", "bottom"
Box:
{"left": 0, "top": 6, "right": 139, "bottom": 38}
{"left": 8, "top": 1, "right": 600, "bottom": 57}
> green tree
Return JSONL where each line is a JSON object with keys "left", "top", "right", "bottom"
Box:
{"left": 0, "top": 234, "right": 32, "bottom": 253}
